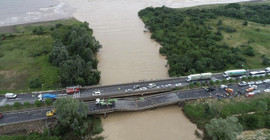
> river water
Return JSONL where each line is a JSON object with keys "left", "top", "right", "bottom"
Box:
{"left": 59, "top": 0, "right": 251, "bottom": 85}
{"left": 0, "top": 0, "right": 251, "bottom": 139}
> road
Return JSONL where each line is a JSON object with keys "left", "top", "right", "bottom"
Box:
{"left": 1, "top": 82, "right": 269, "bottom": 125}
{"left": 0, "top": 68, "right": 266, "bottom": 106}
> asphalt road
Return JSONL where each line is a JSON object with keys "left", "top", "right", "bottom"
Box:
{"left": 0, "top": 68, "right": 267, "bottom": 107}
{"left": 1, "top": 82, "right": 269, "bottom": 125}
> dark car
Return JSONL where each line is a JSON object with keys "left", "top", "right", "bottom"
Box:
{"left": 133, "top": 85, "right": 140, "bottom": 89}
{"left": 0, "top": 112, "right": 3, "bottom": 119}
{"left": 205, "top": 87, "right": 215, "bottom": 92}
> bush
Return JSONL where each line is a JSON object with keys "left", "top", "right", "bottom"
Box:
{"left": 29, "top": 78, "right": 42, "bottom": 89}
{"left": 225, "top": 26, "right": 237, "bottom": 33}
{"left": 5, "top": 104, "right": 10, "bottom": 108}
{"left": 243, "top": 46, "right": 255, "bottom": 56}
{"left": 243, "top": 21, "right": 248, "bottom": 26}
{"left": 32, "top": 27, "right": 45, "bottom": 35}
{"left": 35, "top": 100, "right": 42, "bottom": 107}
{"left": 45, "top": 98, "right": 52, "bottom": 106}
{"left": 13, "top": 102, "right": 21, "bottom": 108}
{"left": 24, "top": 102, "right": 30, "bottom": 107}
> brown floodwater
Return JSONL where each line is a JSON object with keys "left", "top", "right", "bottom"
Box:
{"left": 60, "top": 0, "right": 251, "bottom": 139}
{"left": 100, "top": 106, "right": 199, "bottom": 140}
{"left": 61, "top": 0, "right": 250, "bottom": 85}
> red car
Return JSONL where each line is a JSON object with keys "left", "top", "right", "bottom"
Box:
{"left": 0, "top": 112, "right": 3, "bottom": 119}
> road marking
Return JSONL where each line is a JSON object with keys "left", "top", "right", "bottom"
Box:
{"left": 0, "top": 98, "right": 7, "bottom": 106}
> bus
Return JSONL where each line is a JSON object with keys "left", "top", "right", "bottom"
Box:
{"left": 249, "top": 70, "right": 266, "bottom": 77}
{"left": 223, "top": 69, "right": 247, "bottom": 77}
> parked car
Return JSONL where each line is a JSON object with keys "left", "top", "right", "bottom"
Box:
{"left": 254, "top": 90, "right": 261, "bottom": 94}
{"left": 148, "top": 83, "right": 156, "bottom": 88}
{"left": 5, "top": 93, "right": 17, "bottom": 99}
{"left": 225, "top": 88, "right": 234, "bottom": 93}
{"left": 263, "top": 79, "right": 270, "bottom": 83}
{"left": 245, "top": 92, "right": 255, "bottom": 97}
{"left": 220, "top": 85, "right": 228, "bottom": 89}
{"left": 92, "top": 90, "right": 101, "bottom": 96}
{"left": 165, "top": 84, "right": 172, "bottom": 87}
{"left": 140, "top": 87, "right": 147, "bottom": 90}
{"left": 175, "top": 83, "right": 182, "bottom": 87}
{"left": 264, "top": 89, "right": 270, "bottom": 92}
{"left": 248, "top": 81, "right": 255, "bottom": 85}
{"left": 238, "top": 81, "right": 247, "bottom": 86}
{"left": 125, "top": 89, "right": 132, "bottom": 93}
{"left": 255, "top": 80, "right": 263, "bottom": 85}
{"left": 246, "top": 87, "right": 256, "bottom": 92}
{"left": 0, "top": 112, "right": 3, "bottom": 119}
{"left": 205, "top": 87, "right": 215, "bottom": 92}
{"left": 133, "top": 85, "right": 140, "bottom": 89}
{"left": 46, "top": 109, "right": 56, "bottom": 117}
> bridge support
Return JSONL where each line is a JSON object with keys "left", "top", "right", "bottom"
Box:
{"left": 103, "top": 113, "right": 107, "bottom": 119}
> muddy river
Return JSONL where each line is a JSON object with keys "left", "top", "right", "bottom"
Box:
{"left": 60, "top": 0, "right": 251, "bottom": 139}
{"left": 101, "top": 106, "right": 199, "bottom": 140}
{"left": 61, "top": 0, "right": 250, "bottom": 85}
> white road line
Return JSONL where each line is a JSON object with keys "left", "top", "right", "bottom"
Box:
{"left": 0, "top": 98, "right": 7, "bottom": 106}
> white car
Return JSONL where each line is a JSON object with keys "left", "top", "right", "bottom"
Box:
{"left": 141, "top": 87, "right": 147, "bottom": 90}
{"left": 264, "top": 89, "right": 270, "bottom": 92}
{"left": 92, "top": 91, "right": 101, "bottom": 96}
{"left": 238, "top": 81, "right": 247, "bottom": 86}
{"left": 220, "top": 85, "right": 228, "bottom": 89}
{"left": 248, "top": 81, "right": 255, "bottom": 85}
{"left": 165, "top": 84, "right": 172, "bottom": 87}
{"left": 255, "top": 80, "right": 263, "bottom": 85}
{"left": 148, "top": 83, "right": 156, "bottom": 88}
{"left": 175, "top": 83, "right": 182, "bottom": 87}
{"left": 125, "top": 89, "right": 132, "bottom": 92}
{"left": 5, "top": 93, "right": 17, "bottom": 99}
{"left": 226, "top": 77, "right": 235, "bottom": 80}
{"left": 263, "top": 79, "right": 270, "bottom": 83}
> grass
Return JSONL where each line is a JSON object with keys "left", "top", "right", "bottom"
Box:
{"left": 0, "top": 18, "right": 81, "bottom": 94}
{"left": 206, "top": 16, "right": 270, "bottom": 69}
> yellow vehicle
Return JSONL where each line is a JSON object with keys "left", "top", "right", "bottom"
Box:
{"left": 46, "top": 109, "right": 56, "bottom": 117}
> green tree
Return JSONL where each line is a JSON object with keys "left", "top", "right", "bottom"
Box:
{"left": 49, "top": 41, "right": 69, "bottom": 66}
{"left": 45, "top": 98, "right": 53, "bottom": 106}
{"left": 29, "top": 78, "right": 42, "bottom": 89}
{"left": 35, "top": 100, "right": 42, "bottom": 107}
{"left": 24, "top": 102, "right": 30, "bottom": 107}
{"left": 256, "top": 101, "right": 268, "bottom": 113}
{"left": 205, "top": 116, "right": 243, "bottom": 140}
{"left": 13, "top": 102, "right": 21, "bottom": 108}
{"left": 53, "top": 97, "right": 89, "bottom": 136}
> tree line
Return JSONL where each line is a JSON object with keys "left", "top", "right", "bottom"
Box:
{"left": 138, "top": 3, "right": 270, "bottom": 76}
{"left": 49, "top": 22, "right": 102, "bottom": 87}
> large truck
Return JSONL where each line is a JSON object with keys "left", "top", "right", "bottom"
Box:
{"left": 38, "top": 94, "right": 58, "bottom": 101}
{"left": 223, "top": 69, "right": 246, "bottom": 77}
{"left": 186, "top": 73, "right": 212, "bottom": 82}
{"left": 66, "top": 86, "right": 80, "bottom": 94}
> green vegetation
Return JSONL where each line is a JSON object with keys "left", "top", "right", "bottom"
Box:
{"left": 54, "top": 97, "right": 89, "bottom": 136}
{"left": 183, "top": 94, "right": 270, "bottom": 139}
{"left": 49, "top": 22, "right": 101, "bottom": 87}
{"left": 138, "top": 2, "right": 270, "bottom": 76}
{"left": 0, "top": 18, "right": 101, "bottom": 93}
{"left": 205, "top": 116, "right": 243, "bottom": 140}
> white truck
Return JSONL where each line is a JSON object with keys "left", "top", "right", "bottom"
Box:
{"left": 223, "top": 69, "right": 246, "bottom": 77}
{"left": 186, "top": 73, "right": 212, "bottom": 82}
